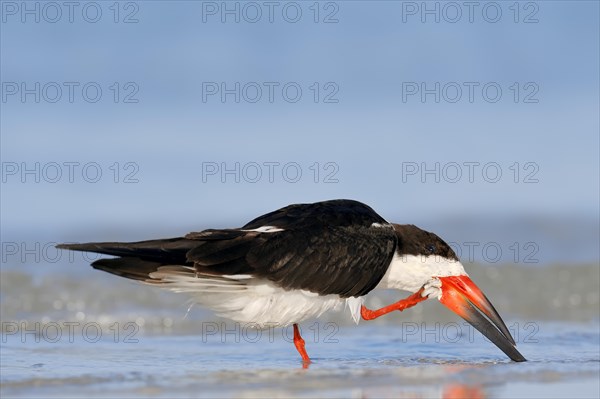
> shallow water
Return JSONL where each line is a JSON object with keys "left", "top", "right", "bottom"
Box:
{"left": 1, "top": 263, "right": 599, "bottom": 398}
{"left": 1, "top": 323, "right": 599, "bottom": 398}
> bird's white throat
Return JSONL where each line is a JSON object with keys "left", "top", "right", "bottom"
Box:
{"left": 376, "top": 253, "right": 468, "bottom": 294}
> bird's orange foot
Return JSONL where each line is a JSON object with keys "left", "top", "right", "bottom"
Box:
{"left": 361, "top": 288, "right": 427, "bottom": 320}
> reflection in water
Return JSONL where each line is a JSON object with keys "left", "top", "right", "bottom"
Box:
{"left": 443, "top": 384, "right": 486, "bottom": 399}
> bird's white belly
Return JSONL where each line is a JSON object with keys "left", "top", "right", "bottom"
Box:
{"left": 190, "top": 282, "right": 345, "bottom": 329}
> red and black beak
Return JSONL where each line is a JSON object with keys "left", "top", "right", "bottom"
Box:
{"left": 438, "top": 275, "right": 526, "bottom": 362}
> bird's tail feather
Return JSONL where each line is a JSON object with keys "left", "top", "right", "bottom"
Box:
{"left": 56, "top": 238, "right": 196, "bottom": 263}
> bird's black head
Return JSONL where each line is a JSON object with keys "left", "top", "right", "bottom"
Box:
{"left": 391, "top": 224, "right": 459, "bottom": 261}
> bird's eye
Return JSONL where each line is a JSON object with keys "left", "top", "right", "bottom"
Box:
{"left": 427, "top": 245, "right": 436, "bottom": 254}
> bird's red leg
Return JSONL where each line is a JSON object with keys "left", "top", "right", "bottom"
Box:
{"left": 293, "top": 323, "right": 311, "bottom": 365}
{"left": 361, "top": 288, "right": 427, "bottom": 320}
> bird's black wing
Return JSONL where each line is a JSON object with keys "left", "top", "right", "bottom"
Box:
{"left": 245, "top": 224, "right": 396, "bottom": 298}
{"left": 58, "top": 200, "right": 397, "bottom": 297}
{"left": 186, "top": 199, "right": 397, "bottom": 297}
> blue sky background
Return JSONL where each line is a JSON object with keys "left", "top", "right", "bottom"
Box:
{"left": 1, "top": 1, "right": 599, "bottom": 264}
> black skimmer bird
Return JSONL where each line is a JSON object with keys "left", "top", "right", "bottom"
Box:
{"left": 58, "top": 199, "right": 526, "bottom": 363}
